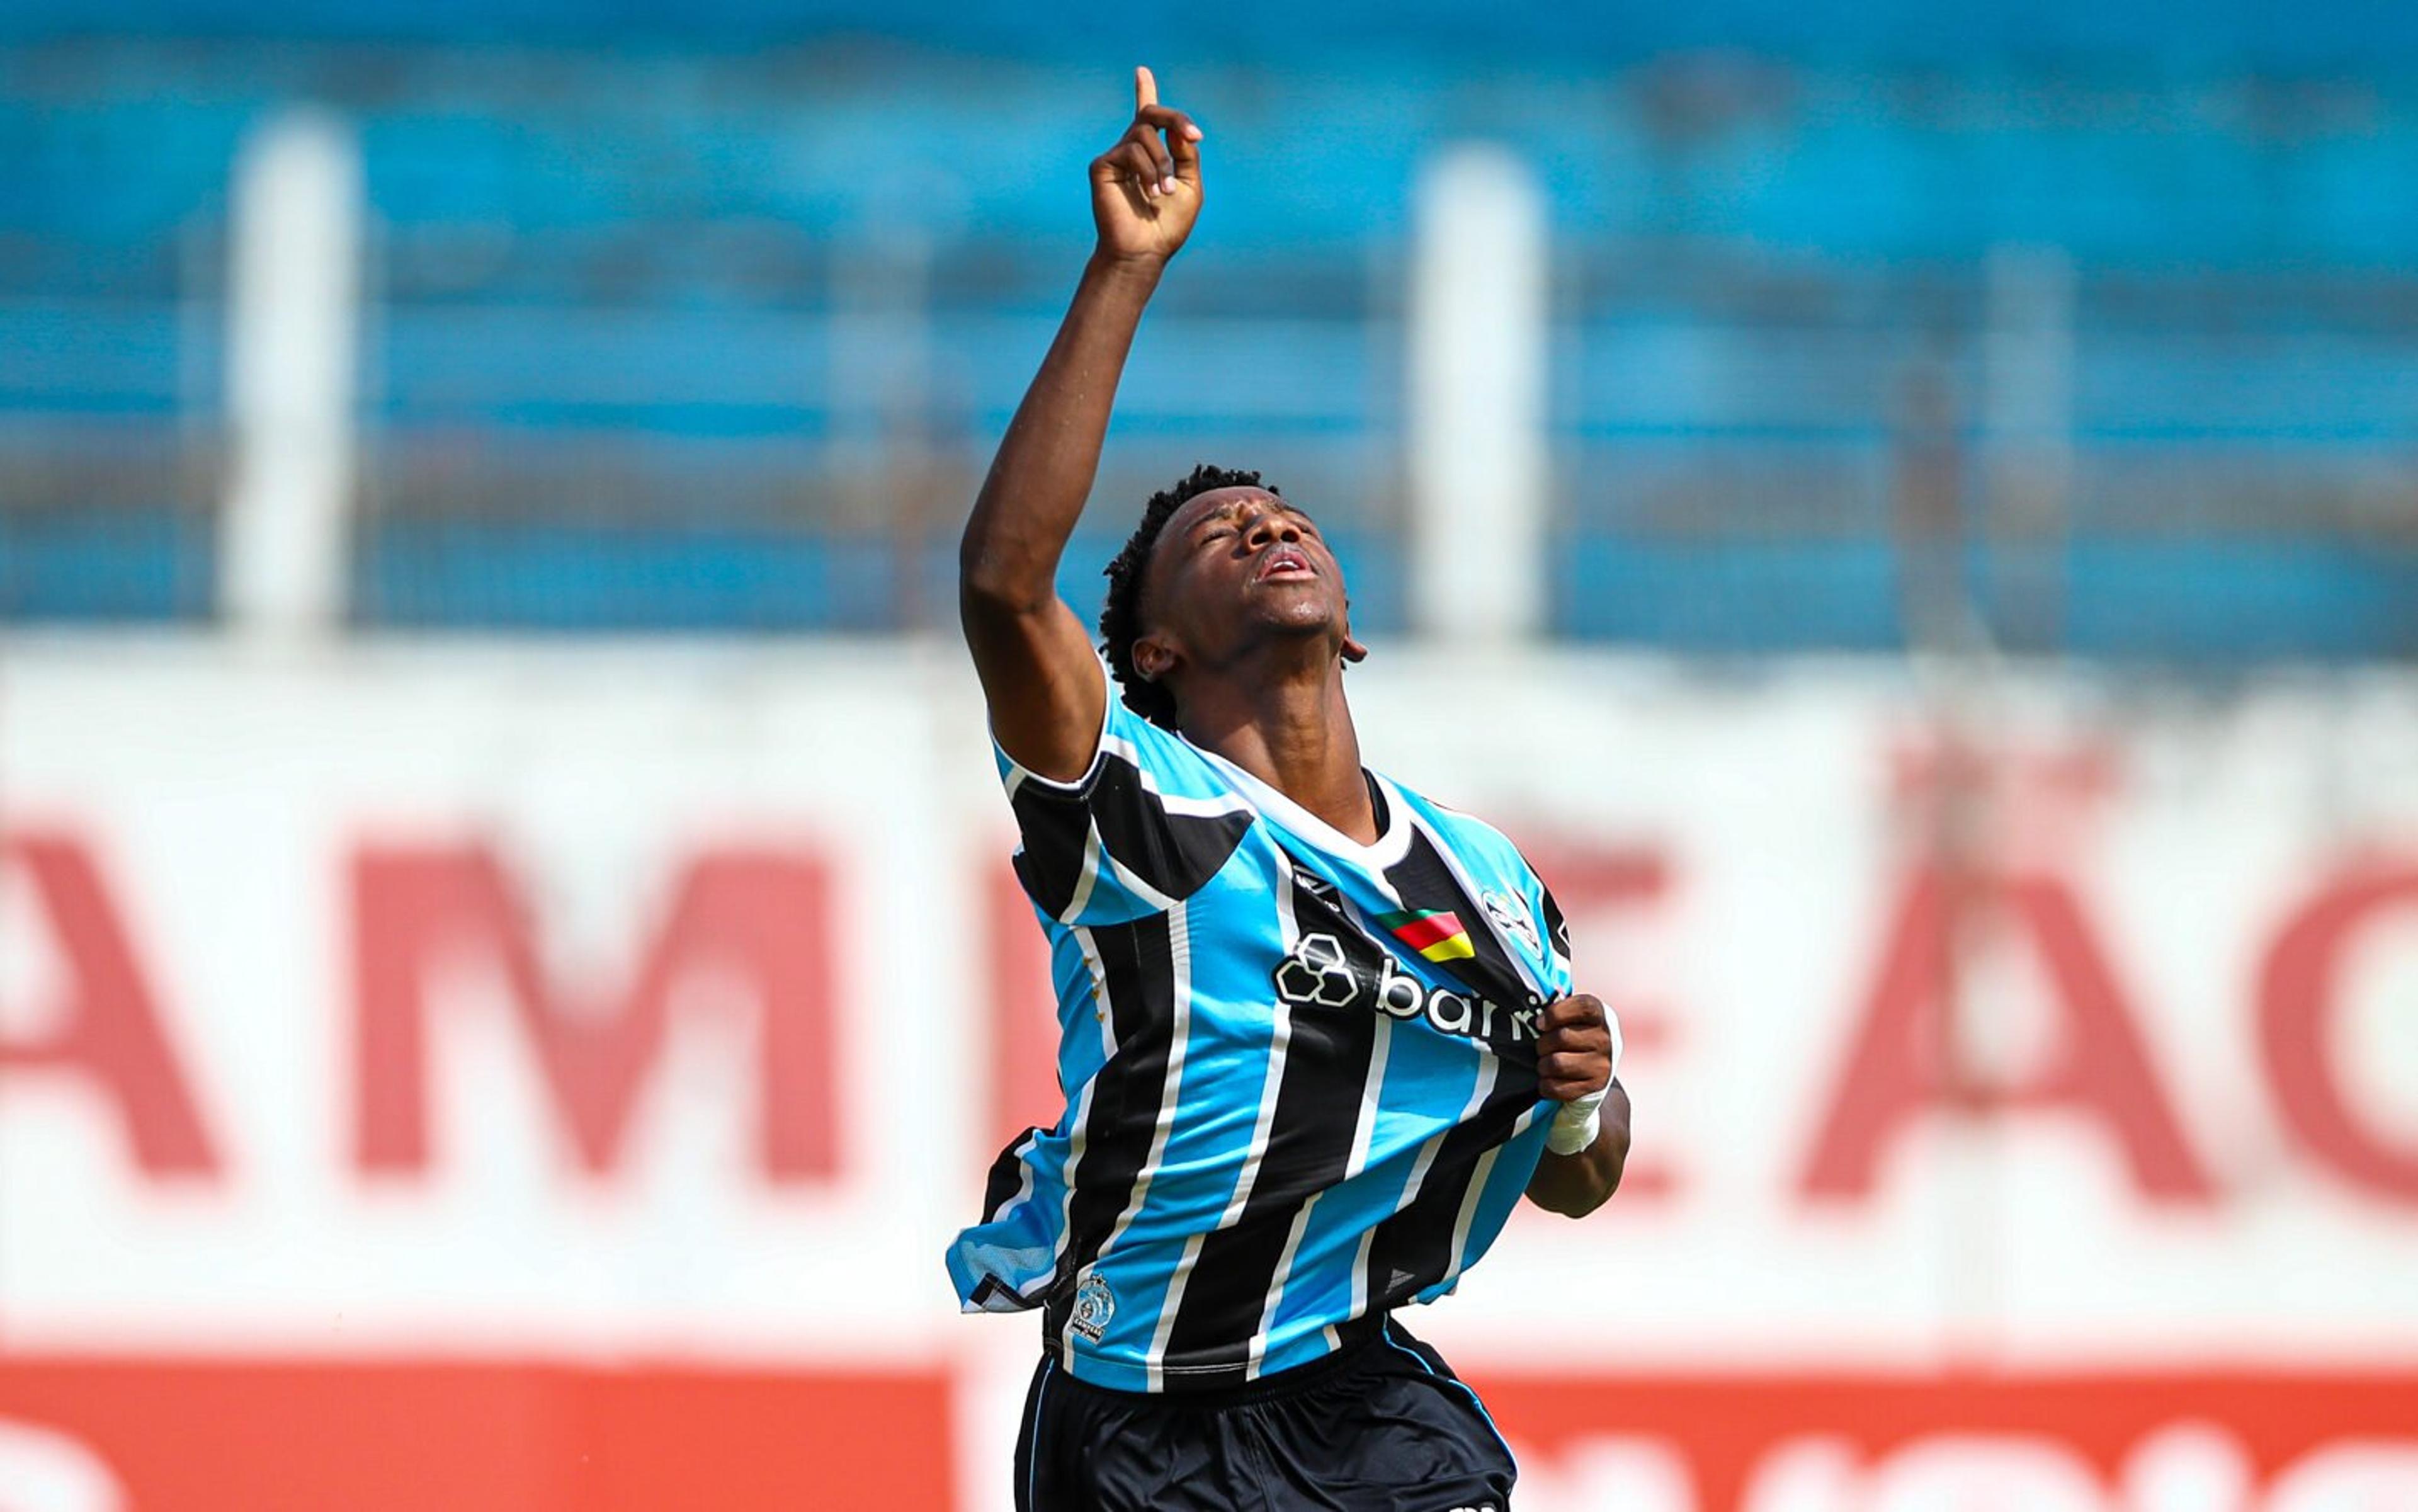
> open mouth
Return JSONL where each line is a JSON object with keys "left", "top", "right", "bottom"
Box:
{"left": 1256, "top": 546, "right": 1317, "bottom": 582}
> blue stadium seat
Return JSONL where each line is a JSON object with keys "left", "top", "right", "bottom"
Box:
{"left": 1, "top": 27, "right": 2412, "bottom": 652}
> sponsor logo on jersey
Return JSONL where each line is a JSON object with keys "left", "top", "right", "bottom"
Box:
{"left": 1271, "top": 931, "right": 1538, "bottom": 1049}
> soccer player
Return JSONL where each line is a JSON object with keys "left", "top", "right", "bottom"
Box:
{"left": 947, "top": 67, "right": 1630, "bottom": 1511}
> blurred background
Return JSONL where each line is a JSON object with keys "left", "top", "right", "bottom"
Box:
{"left": 1, "top": 2, "right": 2415, "bottom": 1509}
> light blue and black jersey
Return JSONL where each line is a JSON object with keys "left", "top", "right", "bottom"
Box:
{"left": 946, "top": 673, "right": 1575, "bottom": 1394}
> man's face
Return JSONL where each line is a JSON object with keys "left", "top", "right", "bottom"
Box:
{"left": 1137, "top": 486, "right": 1351, "bottom": 673}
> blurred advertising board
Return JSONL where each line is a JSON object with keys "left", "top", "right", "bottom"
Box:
{"left": 0, "top": 645, "right": 2412, "bottom": 1511}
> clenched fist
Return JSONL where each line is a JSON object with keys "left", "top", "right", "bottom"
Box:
{"left": 1536, "top": 992, "right": 1618, "bottom": 1105}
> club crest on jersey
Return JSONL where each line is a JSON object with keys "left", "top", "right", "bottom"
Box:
{"left": 1271, "top": 932, "right": 1538, "bottom": 1049}
{"left": 1069, "top": 1273, "right": 1115, "bottom": 1343}
{"left": 1481, "top": 888, "right": 1540, "bottom": 958}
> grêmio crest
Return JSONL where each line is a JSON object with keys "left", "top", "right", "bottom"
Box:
{"left": 1069, "top": 1272, "right": 1115, "bottom": 1343}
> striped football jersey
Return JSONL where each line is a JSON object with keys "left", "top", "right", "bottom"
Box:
{"left": 945, "top": 667, "right": 1574, "bottom": 1393}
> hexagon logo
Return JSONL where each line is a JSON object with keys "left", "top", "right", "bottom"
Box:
{"left": 1273, "top": 932, "right": 1361, "bottom": 1009}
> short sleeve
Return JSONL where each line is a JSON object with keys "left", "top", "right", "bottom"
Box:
{"left": 994, "top": 659, "right": 1257, "bottom": 926}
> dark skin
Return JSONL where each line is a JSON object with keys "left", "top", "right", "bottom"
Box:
{"left": 1133, "top": 486, "right": 1376, "bottom": 838}
{"left": 958, "top": 67, "right": 1626, "bottom": 1216}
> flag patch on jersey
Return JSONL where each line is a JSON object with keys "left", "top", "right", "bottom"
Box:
{"left": 1375, "top": 907, "right": 1476, "bottom": 963}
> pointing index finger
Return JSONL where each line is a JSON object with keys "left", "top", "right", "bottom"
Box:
{"left": 1135, "top": 64, "right": 1158, "bottom": 113}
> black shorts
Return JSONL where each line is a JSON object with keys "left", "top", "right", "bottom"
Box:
{"left": 1013, "top": 1317, "right": 1517, "bottom": 1512}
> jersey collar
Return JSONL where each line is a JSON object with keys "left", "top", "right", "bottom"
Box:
{"left": 1182, "top": 741, "right": 1414, "bottom": 872}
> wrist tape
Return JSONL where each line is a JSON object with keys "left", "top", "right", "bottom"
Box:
{"left": 1544, "top": 1003, "right": 1623, "bottom": 1156}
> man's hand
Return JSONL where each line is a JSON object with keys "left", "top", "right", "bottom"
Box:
{"left": 1536, "top": 992, "right": 1616, "bottom": 1105}
{"left": 1091, "top": 66, "right": 1204, "bottom": 264}
{"left": 1526, "top": 994, "right": 1628, "bottom": 1218}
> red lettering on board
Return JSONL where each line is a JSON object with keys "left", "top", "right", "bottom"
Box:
{"left": 0, "top": 834, "right": 220, "bottom": 1178}
{"left": 2259, "top": 861, "right": 2418, "bottom": 1205}
{"left": 1805, "top": 737, "right": 2213, "bottom": 1203}
{"left": 1802, "top": 865, "right": 2214, "bottom": 1202}
{"left": 352, "top": 844, "right": 837, "bottom": 1183}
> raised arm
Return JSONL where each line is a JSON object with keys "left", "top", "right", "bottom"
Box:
{"left": 960, "top": 66, "right": 1205, "bottom": 781}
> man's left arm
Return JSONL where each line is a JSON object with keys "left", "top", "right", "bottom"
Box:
{"left": 1525, "top": 994, "right": 1630, "bottom": 1218}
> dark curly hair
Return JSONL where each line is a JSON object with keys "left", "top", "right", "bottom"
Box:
{"left": 1099, "top": 463, "right": 1276, "bottom": 729}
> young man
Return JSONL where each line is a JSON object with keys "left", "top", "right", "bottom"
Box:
{"left": 946, "top": 68, "right": 1631, "bottom": 1511}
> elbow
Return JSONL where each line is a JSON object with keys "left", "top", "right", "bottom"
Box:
{"left": 1531, "top": 1188, "right": 1584, "bottom": 1220}
{"left": 1528, "top": 1137, "right": 1627, "bottom": 1220}
{"left": 1534, "top": 1178, "right": 1611, "bottom": 1222}
{"left": 1567, "top": 1160, "right": 1625, "bottom": 1219}
{"left": 956, "top": 537, "right": 1013, "bottom": 606}
{"left": 958, "top": 540, "right": 1052, "bottom": 621}
{"left": 1545, "top": 1113, "right": 1630, "bottom": 1219}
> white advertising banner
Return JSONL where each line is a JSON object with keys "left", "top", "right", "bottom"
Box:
{"left": 0, "top": 640, "right": 2412, "bottom": 1511}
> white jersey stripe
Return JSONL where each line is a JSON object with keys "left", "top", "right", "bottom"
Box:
{"left": 987, "top": 1129, "right": 1042, "bottom": 1225}
{"left": 1339, "top": 1056, "right": 1499, "bottom": 1331}
{"left": 1055, "top": 821, "right": 1104, "bottom": 925}
{"left": 1245, "top": 1195, "right": 1320, "bottom": 1380}
{"left": 1439, "top": 1147, "right": 1499, "bottom": 1294}
{"left": 1145, "top": 1231, "right": 1208, "bottom": 1392}
{"left": 1091, "top": 901, "right": 1194, "bottom": 1265}
{"left": 1212, "top": 863, "right": 1300, "bottom": 1231}
{"left": 1053, "top": 925, "right": 1123, "bottom": 1366}
{"left": 1101, "top": 844, "right": 1182, "bottom": 915}
{"left": 1346, "top": 1017, "right": 1393, "bottom": 1181}
{"left": 1436, "top": 1101, "right": 1547, "bottom": 1295}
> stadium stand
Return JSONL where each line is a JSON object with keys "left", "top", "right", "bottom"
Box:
{"left": 2, "top": 9, "right": 2414, "bottom": 656}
